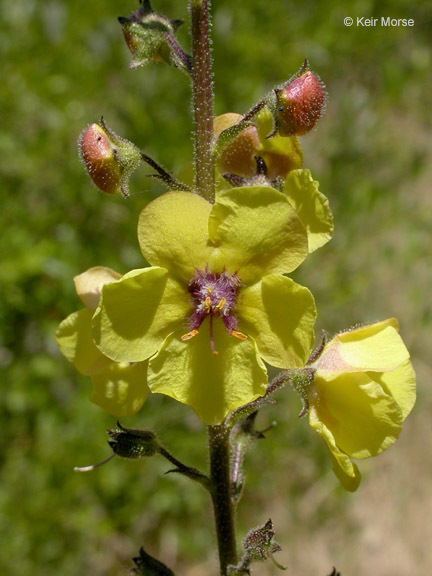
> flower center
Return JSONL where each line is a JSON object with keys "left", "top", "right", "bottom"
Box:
{"left": 181, "top": 268, "right": 247, "bottom": 355}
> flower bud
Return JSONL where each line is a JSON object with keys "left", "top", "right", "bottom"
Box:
{"left": 275, "top": 62, "right": 327, "bottom": 137}
{"left": 214, "top": 113, "right": 260, "bottom": 178}
{"left": 213, "top": 110, "right": 303, "bottom": 186}
{"left": 107, "top": 423, "right": 159, "bottom": 459}
{"left": 79, "top": 118, "right": 141, "bottom": 198}
{"left": 119, "top": 1, "right": 190, "bottom": 72}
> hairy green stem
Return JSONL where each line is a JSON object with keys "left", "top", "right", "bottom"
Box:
{"left": 208, "top": 425, "right": 238, "bottom": 575}
{"left": 190, "top": 0, "right": 215, "bottom": 201}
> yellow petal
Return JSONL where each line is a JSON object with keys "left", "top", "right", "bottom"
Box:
{"left": 237, "top": 275, "right": 316, "bottom": 368}
{"left": 213, "top": 113, "right": 243, "bottom": 136}
{"left": 90, "top": 362, "right": 149, "bottom": 417}
{"left": 74, "top": 266, "right": 121, "bottom": 311}
{"left": 368, "top": 359, "right": 416, "bottom": 420}
{"left": 138, "top": 191, "right": 212, "bottom": 284}
{"left": 337, "top": 317, "right": 399, "bottom": 342}
{"left": 56, "top": 309, "right": 111, "bottom": 375}
{"left": 310, "top": 372, "right": 403, "bottom": 459}
{"left": 209, "top": 186, "right": 308, "bottom": 284}
{"left": 147, "top": 321, "right": 267, "bottom": 425}
{"left": 282, "top": 169, "right": 333, "bottom": 252}
{"left": 317, "top": 321, "right": 409, "bottom": 378}
{"left": 309, "top": 409, "right": 361, "bottom": 491}
{"left": 337, "top": 324, "right": 410, "bottom": 373}
{"left": 92, "top": 267, "right": 191, "bottom": 363}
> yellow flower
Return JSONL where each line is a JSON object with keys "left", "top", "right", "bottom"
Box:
{"left": 307, "top": 319, "right": 416, "bottom": 491}
{"left": 56, "top": 267, "right": 149, "bottom": 417}
{"left": 92, "top": 187, "right": 319, "bottom": 424}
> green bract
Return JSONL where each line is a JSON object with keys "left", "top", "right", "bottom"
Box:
{"left": 56, "top": 267, "right": 149, "bottom": 417}
{"left": 93, "top": 188, "right": 319, "bottom": 424}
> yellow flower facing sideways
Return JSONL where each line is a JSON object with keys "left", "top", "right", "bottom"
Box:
{"left": 56, "top": 266, "right": 149, "bottom": 417}
{"left": 307, "top": 319, "right": 416, "bottom": 491}
{"left": 87, "top": 184, "right": 334, "bottom": 425}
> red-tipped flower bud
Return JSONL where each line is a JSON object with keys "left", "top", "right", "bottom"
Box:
{"left": 275, "top": 64, "right": 327, "bottom": 137}
{"left": 79, "top": 119, "right": 141, "bottom": 198}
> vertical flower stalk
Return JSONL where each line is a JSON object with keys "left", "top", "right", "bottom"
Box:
{"left": 190, "top": 0, "right": 215, "bottom": 201}
{"left": 190, "top": 4, "right": 236, "bottom": 570}
{"left": 208, "top": 425, "right": 238, "bottom": 575}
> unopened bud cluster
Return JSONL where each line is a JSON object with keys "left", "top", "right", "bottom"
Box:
{"left": 214, "top": 61, "right": 327, "bottom": 188}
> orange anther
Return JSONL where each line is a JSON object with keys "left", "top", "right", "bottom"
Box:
{"left": 204, "top": 296, "right": 211, "bottom": 314}
{"left": 230, "top": 330, "right": 247, "bottom": 341}
{"left": 214, "top": 297, "right": 226, "bottom": 312}
{"left": 181, "top": 329, "right": 199, "bottom": 341}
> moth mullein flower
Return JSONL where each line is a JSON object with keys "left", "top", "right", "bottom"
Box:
{"left": 56, "top": 267, "right": 149, "bottom": 417}
{"left": 307, "top": 319, "right": 416, "bottom": 491}
{"left": 93, "top": 188, "right": 317, "bottom": 424}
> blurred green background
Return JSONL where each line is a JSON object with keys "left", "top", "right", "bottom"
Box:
{"left": 1, "top": 0, "right": 431, "bottom": 574}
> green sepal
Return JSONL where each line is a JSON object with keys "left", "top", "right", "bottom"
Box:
{"left": 118, "top": 1, "right": 191, "bottom": 72}
{"left": 213, "top": 121, "right": 254, "bottom": 160}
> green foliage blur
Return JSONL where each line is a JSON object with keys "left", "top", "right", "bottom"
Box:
{"left": 1, "top": 1, "right": 431, "bottom": 574}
